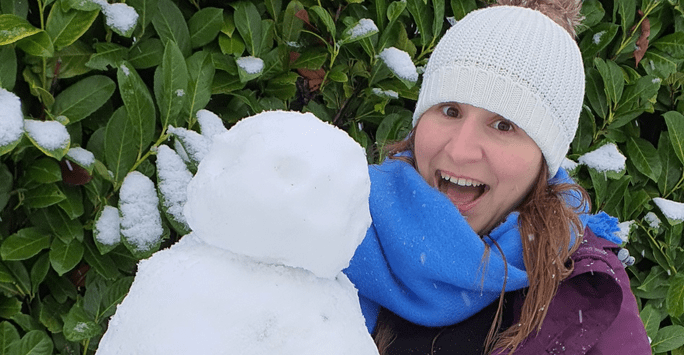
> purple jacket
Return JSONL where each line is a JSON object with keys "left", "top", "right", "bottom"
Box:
{"left": 497, "top": 227, "right": 651, "bottom": 354}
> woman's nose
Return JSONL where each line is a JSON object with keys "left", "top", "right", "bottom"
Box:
{"left": 443, "top": 118, "right": 484, "bottom": 163}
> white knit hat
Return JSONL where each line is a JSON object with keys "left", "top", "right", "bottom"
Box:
{"left": 412, "top": 6, "right": 585, "bottom": 177}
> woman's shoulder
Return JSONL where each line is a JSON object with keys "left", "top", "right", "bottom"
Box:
{"left": 503, "top": 227, "right": 651, "bottom": 354}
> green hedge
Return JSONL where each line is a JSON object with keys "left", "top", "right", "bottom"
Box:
{"left": 0, "top": 0, "right": 683, "bottom": 353}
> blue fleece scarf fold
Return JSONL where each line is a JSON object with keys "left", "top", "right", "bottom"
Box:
{"left": 344, "top": 158, "right": 621, "bottom": 332}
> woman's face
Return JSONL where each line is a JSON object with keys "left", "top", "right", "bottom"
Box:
{"left": 414, "top": 102, "right": 543, "bottom": 234}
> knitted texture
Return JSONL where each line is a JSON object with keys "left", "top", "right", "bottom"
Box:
{"left": 412, "top": 6, "right": 585, "bottom": 177}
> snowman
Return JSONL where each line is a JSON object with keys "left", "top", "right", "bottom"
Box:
{"left": 96, "top": 111, "right": 378, "bottom": 355}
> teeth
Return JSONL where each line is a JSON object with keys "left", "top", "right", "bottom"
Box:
{"left": 440, "top": 172, "right": 483, "bottom": 187}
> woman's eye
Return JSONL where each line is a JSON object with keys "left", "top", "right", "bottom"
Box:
{"left": 492, "top": 119, "right": 513, "bottom": 132}
{"left": 441, "top": 106, "right": 460, "bottom": 118}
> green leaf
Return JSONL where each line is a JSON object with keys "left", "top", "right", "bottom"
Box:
{"left": 45, "top": 6, "right": 98, "bottom": 50}
{"left": 585, "top": 68, "right": 608, "bottom": 119}
{"left": 0, "top": 46, "right": 17, "bottom": 91}
{"left": 24, "top": 119, "right": 70, "bottom": 160}
{"left": 450, "top": 0, "right": 476, "bottom": 20}
{"left": 1, "top": 0, "right": 28, "bottom": 18}
{"left": 30, "top": 253, "right": 49, "bottom": 296}
{"left": 664, "top": 111, "right": 684, "bottom": 166}
{"left": 406, "top": 0, "right": 432, "bottom": 46}
{"left": 218, "top": 33, "right": 245, "bottom": 56}
{"left": 580, "top": 23, "right": 618, "bottom": 62}
{"left": 151, "top": 0, "right": 191, "bottom": 57}
{"left": 311, "top": 6, "right": 335, "bottom": 36}
{"left": 233, "top": 1, "right": 262, "bottom": 56}
{"left": 0, "top": 322, "right": 20, "bottom": 355}
{"left": 128, "top": 0, "right": 158, "bottom": 31}
{"left": 292, "top": 48, "right": 327, "bottom": 69}
{"left": 376, "top": 113, "right": 412, "bottom": 147}
{"left": 626, "top": 136, "right": 662, "bottom": 181}
{"left": 0, "top": 14, "right": 40, "bottom": 45}
{"left": 128, "top": 38, "right": 163, "bottom": 69}
{"left": 603, "top": 175, "right": 630, "bottom": 218}
{"left": 0, "top": 228, "right": 51, "bottom": 261}
{"left": 340, "top": 18, "right": 379, "bottom": 45}
{"left": 212, "top": 71, "right": 245, "bottom": 94}
{"left": 52, "top": 75, "right": 115, "bottom": 124}
{"left": 594, "top": 58, "right": 624, "bottom": 106}
{"left": 281, "top": 1, "right": 304, "bottom": 44}
{"left": 657, "top": 132, "right": 682, "bottom": 196}
{"left": 432, "top": 0, "right": 445, "bottom": 40}
{"left": 46, "top": 41, "right": 93, "bottom": 79}
{"left": 189, "top": 7, "right": 223, "bottom": 48}
{"left": 640, "top": 303, "right": 666, "bottom": 340}
{"left": 588, "top": 168, "right": 607, "bottom": 209}
{"left": 668, "top": 272, "right": 684, "bottom": 318}
{"left": 98, "top": 277, "right": 134, "bottom": 320}
{"left": 30, "top": 206, "right": 83, "bottom": 245}
{"left": 117, "top": 61, "right": 156, "bottom": 157}
{"left": 24, "top": 158, "right": 61, "bottom": 184}
{"left": 264, "top": 0, "right": 281, "bottom": 23}
{"left": 155, "top": 40, "right": 188, "bottom": 128}
{"left": 49, "top": 238, "right": 84, "bottom": 276}
{"left": 23, "top": 184, "right": 67, "bottom": 209}
{"left": 38, "top": 296, "right": 68, "bottom": 334}
{"left": 616, "top": 75, "right": 660, "bottom": 111}
{"left": 641, "top": 50, "right": 680, "bottom": 79}
{"left": 57, "top": 185, "right": 84, "bottom": 220}
{"left": 62, "top": 301, "right": 101, "bottom": 342}
{"left": 580, "top": 0, "right": 605, "bottom": 29}
{"left": 653, "top": 325, "right": 684, "bottom": 353}
{"left": 83, "top": 240, "right": 120, "bottom": 280}
{"left": 104, "top": 107, "right": 138, "bottom": 183}
{"left": 0, "top": 297, "right": 21, "bottom": 319}
{"left": 652, "top": 32, "right": 684, "bottom": 59}
{"left": 16, "top": 31, "right": 54, "bottom": 57}
{"left": 614, "top": 0, "right": 635, "bottom": 34}
{"left": 17, "top": 330, "right": 53, "bottom": 355}
{"left": 184, "top": 51, "right": 215, "bottom": 122}
{"left": 86, "top": 42, "right": 127, "bottom": 70}
{"left": 44, "top": 273, "right": 77, "bottom": 304}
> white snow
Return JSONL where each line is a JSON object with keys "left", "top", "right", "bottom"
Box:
{"left": 173, "top": 138, "right": 190, "bottom": 163}
{"left": 196, "top": 109, "right": 227, "bottom": 140}
{"left": 447, "top": 17, "right": 457, "bottom": 26}
{"left": 119, "top": 171, "right": 163, "bottom": 252}
{"left": 23, "top": 119, "right": 70, "bottom": 151}
{"left": 236, "top": 56, "right": 264, "bottom": 74}
{"left": 614, "top": 220, "right": 635, "bottom": 243}
{"left": 372, "top": 88, "right": 399, "bottom": 99}
{"left": 653, "top": 197, "right": 684, "bottom": 222}
{"left": 560, "top": 157, "right": 579, "bottom": 172}
{"left": 185, "top": 110, "right": 371, "bottom": 279}
{"left": 167, "top": 125, "right": 210, "bottom": 164}
{"left": 577, "top": 143, "right": 626, "bottom": 173}
{"left": 92, "top": 0, "right": 139, "bottom": 33}
{"left": 378, "top": 47, "right": 418, "bottom": 82}
{"left": 66, "top": 147, "right": 95, "bottom": 168}
{"left": 120, "top": 64, "right": 130, "bottom": 76}
{"left": 644, "top": 211, "right": 661, "bottom": 229}
{"left": 156, "top": 145, "right": 192, "bottom": 229}
{"left": 593, "top": 31, "right": 605, "bottom": 44}
{"left": 0, "top": 88, "right": 24, "bottom": 147}
{"left": 97, "top": 111, "right": 376, "bottom": 355}
{"left": 348, "top": 18, "right": 378, "bottom": 40}
{"left": 175, "top": 89, "right": 184, "bottom": 97}
{"left": 94, "top": 206, "right": 121, "bottom": 246}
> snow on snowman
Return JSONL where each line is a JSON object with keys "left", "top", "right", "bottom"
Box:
{"left": 96, "top": 111, "right": 378, "bottom": 355}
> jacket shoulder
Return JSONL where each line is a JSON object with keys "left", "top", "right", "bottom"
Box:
{"left": 509, "top": 228, "right": 650, "bottom": 354}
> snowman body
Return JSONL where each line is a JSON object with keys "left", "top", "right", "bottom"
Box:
{"left": 96, "top": 111, "right": 377, "bottom": 355}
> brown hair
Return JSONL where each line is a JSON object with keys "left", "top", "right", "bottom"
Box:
{"left": 375, "top": 130, "right": 589, "bottom": 354}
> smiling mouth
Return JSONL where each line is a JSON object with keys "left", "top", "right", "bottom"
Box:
{"left": 436, "top": 171, "right": 488, "bottom": 208}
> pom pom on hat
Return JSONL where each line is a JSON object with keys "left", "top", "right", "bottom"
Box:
{"left": 412, "top": 6, "right": 585, "bottom": 177}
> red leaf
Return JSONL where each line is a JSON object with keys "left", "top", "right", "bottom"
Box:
{"left": 295, "top": 9, "right": 310, "bottom": 26}
{"left": 60, "top": 159, "right": 92, "bottom": 186}
{"left": 69, "top": 264, "right": 90, "bottom": 288}
{"left": 634, "top": 10, "right": 650, "bottom": 67}
{"left": 297, "top": 68, "right": 325, "bottom": 91}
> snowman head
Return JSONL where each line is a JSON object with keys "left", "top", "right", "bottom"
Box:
{"left": 184, "top": 111, "right": 371, "bottom": 279}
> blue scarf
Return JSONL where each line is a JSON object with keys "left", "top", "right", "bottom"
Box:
{"left": 343, "top": 158, "right": 621, "bottom": 332}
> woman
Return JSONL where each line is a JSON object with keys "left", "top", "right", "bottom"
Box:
{"left": 343, "top": 2, "right": 650, "bottom": 354}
